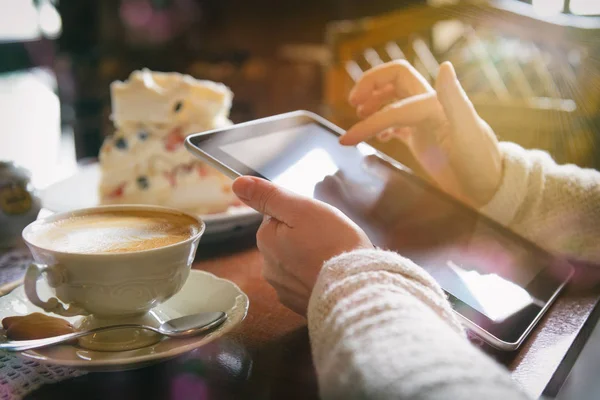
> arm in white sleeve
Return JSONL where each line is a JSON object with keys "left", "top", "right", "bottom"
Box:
{"left": 307, "top": 249, "right": 531, "bottom": 400}
{"left": 481, "top": 142, "right": 600, "bottom": 264}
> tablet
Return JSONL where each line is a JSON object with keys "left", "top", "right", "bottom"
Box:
{"left": 185, "top": 110, "right": 574, "bottom": 350}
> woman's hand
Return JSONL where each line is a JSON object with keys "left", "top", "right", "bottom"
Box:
{"left": 232, "top": 176, "right": 373, "bottom": 316}
{"left": 341, "top": 60, "right": 502, "bottom": 208}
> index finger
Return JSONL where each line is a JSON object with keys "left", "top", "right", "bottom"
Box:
{"left": 349, "top": 60, "right": 433, "bottom": 106}
{"left": 341, "top": 91, "right": 440, "bottom": 145}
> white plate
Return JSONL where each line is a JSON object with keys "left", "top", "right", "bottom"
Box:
{"left": 0, "top": 270, "right": 249, "bottom": 371}
{"left": 39, "top": 163, "right": 261, "bottom": 239}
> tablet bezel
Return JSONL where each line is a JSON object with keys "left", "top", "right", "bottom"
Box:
{"left": 185, "top": 110, "right": 574, "bottom": 350}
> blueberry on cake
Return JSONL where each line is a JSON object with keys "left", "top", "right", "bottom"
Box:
{"left": 99, "top": 69, "right": 240, "bottom": 214}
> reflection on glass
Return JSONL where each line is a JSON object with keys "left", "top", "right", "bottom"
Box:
{"left": 273, "top": 148, "right": 339, "bottom": 198}
{"left": 532, "top": 0, "right": 564, "bottom": 16}
{"left": 221, "top": 128, "right": 305, "bottom": 174}
{"left": 443, "top": 261, "right": 535, "bottom": 322}
{"left": 570, "top": 0, "right": 600, "bottom": 15}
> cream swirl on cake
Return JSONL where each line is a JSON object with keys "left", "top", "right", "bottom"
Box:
{"left": 99, "top": 69, "right": 240, "bottom": 214}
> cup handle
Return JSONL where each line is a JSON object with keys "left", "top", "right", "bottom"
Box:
{"left": 24, "top": 263, "right": 88, "bottom": 317}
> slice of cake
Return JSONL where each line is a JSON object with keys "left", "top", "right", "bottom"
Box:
{"left": 98, "top": 69, "right": 240, "bottom": 214}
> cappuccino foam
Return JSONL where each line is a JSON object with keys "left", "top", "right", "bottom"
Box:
{"left": 28, "top": 210, "right": 199, "bottom": 254}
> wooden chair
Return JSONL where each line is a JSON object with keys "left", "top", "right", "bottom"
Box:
{"left": 324, "top": 0, "right": 600, "bottom": 170}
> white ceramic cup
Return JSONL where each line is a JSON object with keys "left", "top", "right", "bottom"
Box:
{"left": 21, "top": 205, "right": 205, "bottom": 318}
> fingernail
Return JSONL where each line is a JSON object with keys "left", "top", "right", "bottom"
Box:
{"left": 437, "top": 63, "right": 457, "bottom": 92}
{"left": 356, "top": 105, "right": 365, "bottom": 117}
{"left": 349, "top": 90, "right": 360, "bottom": 106}
{"left": 232, "top": 177, "right": 255, "bottom": 200}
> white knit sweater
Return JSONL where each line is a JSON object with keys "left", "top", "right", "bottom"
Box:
{"left": 307, "top": 142, "right": 600, "bottom": 399}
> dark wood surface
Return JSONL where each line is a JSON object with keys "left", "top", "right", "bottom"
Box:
{"left": 2, "top": 234, "right": 598, "bottom": 399}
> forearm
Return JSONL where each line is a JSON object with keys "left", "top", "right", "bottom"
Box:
{"left": 481, "top": 142, "right": 600, "bottom": 264}
{"left": 307, "top": 249, "right": 530, "bottom": 400}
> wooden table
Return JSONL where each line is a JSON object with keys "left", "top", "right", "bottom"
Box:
{"left": 4, "top": 233, "right": 600, "bottom": 400}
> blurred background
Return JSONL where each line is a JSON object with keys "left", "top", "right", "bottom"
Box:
{"left": 0, "top": 1, "right": 600, "bottom": 398}
{"left": 0, "top": 0, "right": 599, "bottom": 187}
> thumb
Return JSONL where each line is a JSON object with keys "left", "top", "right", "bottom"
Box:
{"left": 435, "top": 62, "right": 481, "bottom": 135}
{"left": 232, "top": 176, "right": 301, "bottom": 226}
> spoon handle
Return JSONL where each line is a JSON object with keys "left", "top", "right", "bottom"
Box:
{"left": 0, "top": 324, "right": 158, "bottom": 352}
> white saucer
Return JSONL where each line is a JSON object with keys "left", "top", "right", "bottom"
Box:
{"left": 39, "top": 163, "right": 261, "bottom": 240}
{"left": 0, "top": 270, "right": 249, "bottom": 372}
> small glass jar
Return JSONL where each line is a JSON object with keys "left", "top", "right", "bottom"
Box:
{"left": 0, "top": 161, "right": 42, "bottom": 248}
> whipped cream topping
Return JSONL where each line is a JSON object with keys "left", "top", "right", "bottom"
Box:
{"left": 110, "top": 69, "right": 233, "bottom": 127}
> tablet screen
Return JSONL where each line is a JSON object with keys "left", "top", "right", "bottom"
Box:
{"left": 220, "top": 122, "right": 548, "bottom": 324}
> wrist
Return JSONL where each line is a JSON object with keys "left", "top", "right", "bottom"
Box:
{"left": 473, "top": 149, "right": 504, "bottom": 207}
{"left": 479, "top": 142, "right": 530, "bottom": 226}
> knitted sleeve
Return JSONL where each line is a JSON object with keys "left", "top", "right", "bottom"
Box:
{"left": 481, "top": 142, "right": 600, "bottom": 264}
{"left": 307, "top": 249, "right": 531, "bottom": 400}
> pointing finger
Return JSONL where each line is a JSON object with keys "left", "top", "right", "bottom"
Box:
{"left": 349, "top": 60, "right": 433, "bottom": 107}
{"left": 340, "top": 92, "right": 441, "bottom": 146}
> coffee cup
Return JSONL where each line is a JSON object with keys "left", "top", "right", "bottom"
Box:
{"left": 21, "top": 205, "right": 205, "bottom": 318}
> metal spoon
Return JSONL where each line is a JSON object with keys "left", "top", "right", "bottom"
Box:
{"left": 0, "top": 311, "right": 227, "bottom": 352}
